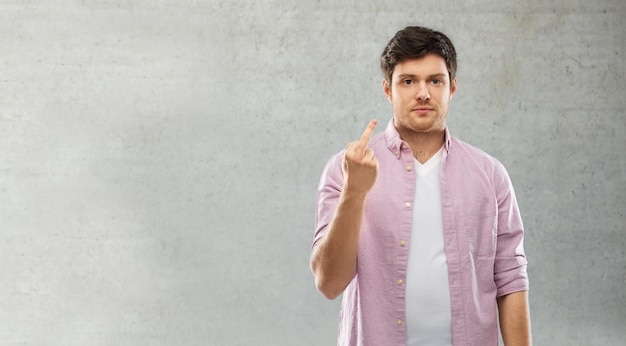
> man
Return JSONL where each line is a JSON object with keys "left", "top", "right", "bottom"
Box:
{"left": 310, "top": 26, "right": 531, "bottom": 346}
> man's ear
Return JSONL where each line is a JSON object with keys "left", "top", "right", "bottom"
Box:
{"left": 449, "top": 78, "right": 457, "bottom": 100}
{"left": 382, "top": 79, "right": 392, "bottom": 103}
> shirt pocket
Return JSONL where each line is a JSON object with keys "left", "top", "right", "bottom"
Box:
{"left": 465, "top": 202, "right": 497, "bottom": 256}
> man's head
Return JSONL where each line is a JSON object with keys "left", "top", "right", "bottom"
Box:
{"left": 381, "top": 26, "right": 457, "bottom": 86}
{"left": 381, "top": 26, "right": 458, "bottom": 137}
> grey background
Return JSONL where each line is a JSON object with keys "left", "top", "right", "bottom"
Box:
{"left": 1, "top": 0, "right": 624, "bottom": 345}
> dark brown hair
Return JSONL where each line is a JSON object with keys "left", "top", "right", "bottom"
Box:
{"left": 381, "top": 26, "right": 457, "bottom": 84}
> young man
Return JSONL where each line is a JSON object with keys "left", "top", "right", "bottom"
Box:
{"left": 310, "top": 26, "right": 531, "bottom": 346}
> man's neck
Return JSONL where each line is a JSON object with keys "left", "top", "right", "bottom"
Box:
{"left": 398, "top": 128, "right": 445, "bottom": 164}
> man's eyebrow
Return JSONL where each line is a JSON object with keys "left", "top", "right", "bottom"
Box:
{"left": 429, "top": 73, "right": 448, "bottom": 79}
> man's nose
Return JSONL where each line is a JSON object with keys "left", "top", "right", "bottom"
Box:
{"left": 415, "top": 83, "right": 430, "bottom": 101}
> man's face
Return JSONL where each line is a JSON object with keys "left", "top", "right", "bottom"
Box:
{"left": 383, "top": 54, "right": 457, "bottom": 136}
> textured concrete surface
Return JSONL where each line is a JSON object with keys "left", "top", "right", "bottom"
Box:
{"left": 1, "top": 1, "right": 624, "bottom": 345}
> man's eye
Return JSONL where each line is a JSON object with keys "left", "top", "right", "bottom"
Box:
{"left": 402, "top": 80, "right": 413, "bottom": 85}
{"left": 432, "top": 79, "right": 442, "bottom": 85}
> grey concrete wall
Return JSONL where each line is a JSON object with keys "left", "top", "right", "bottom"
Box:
{"left": 1, "top": 1, "right": 624, "bottom": 345}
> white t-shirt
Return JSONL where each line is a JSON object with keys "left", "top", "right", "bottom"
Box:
{"left": 405, "top": 147, "right": 452, "bottom": 346}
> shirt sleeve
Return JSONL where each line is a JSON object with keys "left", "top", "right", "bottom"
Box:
{"left": 493, "top": 163, "right": 530, "bottom": 297}
{"left": 312, "top": 152, "right": 345, "bottom": 249}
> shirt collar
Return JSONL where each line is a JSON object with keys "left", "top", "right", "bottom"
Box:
{"left": 383, "top": 118, "right": 451, "bottom": 159}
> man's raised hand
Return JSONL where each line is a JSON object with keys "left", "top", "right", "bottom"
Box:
{"left": 342, "top": 119, "right": 379, "bottom": 195}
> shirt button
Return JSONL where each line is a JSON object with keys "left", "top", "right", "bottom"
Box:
{"left": 405, "top": 202, "right": 411, "bottom": 208}
{"left": 397, "top": 279, "right": 403, "bottom": 285}
{"left": 406, "top": 165, "right": 412, "bottom": 171}
{"left": 397, "top": 319, "right": 403, "bottom": 326}
{"left": 400, "top": 240, "right": 407, "bottom": 247}
{"left": 447, "top": 239, "right": 452, "bottom": 246}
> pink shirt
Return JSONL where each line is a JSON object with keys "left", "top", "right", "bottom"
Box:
{"left": 313, "top": 120, "right": 529, "bottom": 346}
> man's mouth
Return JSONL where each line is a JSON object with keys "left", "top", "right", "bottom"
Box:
{"left": 412, "top": 107, "right": 433, "bottom": 114}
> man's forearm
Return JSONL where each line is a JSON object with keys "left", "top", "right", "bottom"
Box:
{"left": 310, "top": 191, "right": 367, "bottom": 300}
{"left": 497, "top": 290, "right": 532, "bottom": 346}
